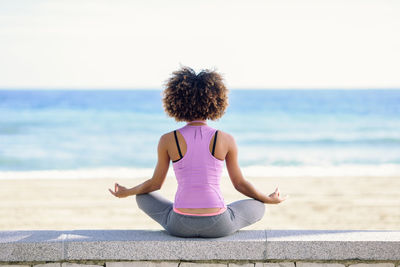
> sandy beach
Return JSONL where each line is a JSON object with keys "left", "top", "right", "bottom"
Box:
{"left": 1, "top": 175, "right": 399, "bottom": 231}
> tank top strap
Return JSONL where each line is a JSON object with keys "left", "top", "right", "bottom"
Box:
{"left": 203, "top": 126, "right": 218, "bottom": 145}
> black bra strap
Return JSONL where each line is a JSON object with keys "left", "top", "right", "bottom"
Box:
{"left": 174, "top": 130, "right": 183, "bottom": 159}
{"left": 212, "top": 130, "right": 218, "bottom": 156}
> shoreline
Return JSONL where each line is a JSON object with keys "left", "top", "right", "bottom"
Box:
{"left": 1, "top": 176, "right": 399, "bottom": 230}
{"left": 1, "top": 164, "right": 400, "bottom": 180}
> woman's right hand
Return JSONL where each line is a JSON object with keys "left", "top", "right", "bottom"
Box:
{"left": 266, "top": 187, "right": 288, "bottom": 204}
{"left": 109, "top": 183, "right": 131, "bottom": 198}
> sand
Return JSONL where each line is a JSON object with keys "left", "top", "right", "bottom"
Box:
{"left": 0, "top": 176, "right": 399, "bottom": 230}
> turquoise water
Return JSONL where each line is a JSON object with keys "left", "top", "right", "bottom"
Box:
{"left": 1, "top": 89, "right": 399, "bottom": 178}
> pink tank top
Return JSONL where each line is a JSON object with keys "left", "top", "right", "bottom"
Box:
{"left": 172, "top": 123, "right": 226, "bottom": 209}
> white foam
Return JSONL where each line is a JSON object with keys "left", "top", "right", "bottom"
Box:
{"left": 1, "top": 164, "right": 399, "bottom": 180}
{"left": 241, "top": 164, "right": 400, "bottom": 177}
{"left": 0, "top": 167, "right": 155, "bottom": 180}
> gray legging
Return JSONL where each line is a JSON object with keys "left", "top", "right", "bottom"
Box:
{"left": 136, "top": 192, "right": 265, "bottom": 238}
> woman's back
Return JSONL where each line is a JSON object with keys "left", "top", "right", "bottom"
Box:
{"left": 171, "top": 122, "right": 225, "bottom": 209}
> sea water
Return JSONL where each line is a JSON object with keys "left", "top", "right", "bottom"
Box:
{"left": 0, "top": 89, "right": 399, "bottom": 179}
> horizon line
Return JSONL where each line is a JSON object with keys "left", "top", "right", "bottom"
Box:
{"left": 1, "top": 87, "right": 400, "bottom": 91}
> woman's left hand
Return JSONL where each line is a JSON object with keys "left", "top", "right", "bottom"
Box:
{"left": 266, "top": 187, "right": 288, "bottom": 204}
{"left": 109, "top": 183, "right": 131, "bottom": 198}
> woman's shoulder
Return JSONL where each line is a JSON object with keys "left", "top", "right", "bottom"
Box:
{"left": 157, "top": 131, "right": 174, "bottom": 147}
{"left": 160, "top": 130, "right": 175, "bottom": 141}
{"left": 159, "top": 128, "right": 184, "bottom": 142}
{"left": 214, "top": 129, "right": 236, "bottom": 144}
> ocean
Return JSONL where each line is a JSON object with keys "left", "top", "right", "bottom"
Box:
{"left": 1, "top": 89, "right": 399, "bottom": 179}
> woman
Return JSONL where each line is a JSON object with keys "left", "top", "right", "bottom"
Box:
{"left": 109, "top": 67, "right": 287, "bottom": 238}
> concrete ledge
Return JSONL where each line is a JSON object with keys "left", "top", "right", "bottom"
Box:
{"left": 266, "top": 230, "right": 400, "bottom": 261}
{"left": 0, "top": 230, "right": 399, "bottom": 262}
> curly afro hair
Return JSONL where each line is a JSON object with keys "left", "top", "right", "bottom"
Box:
{"left": 162, "top": 66, "right": 229, "bottom": 122}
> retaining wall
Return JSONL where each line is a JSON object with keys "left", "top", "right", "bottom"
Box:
{"left": 1, "top": 230, "right": 399, "bottom": 267}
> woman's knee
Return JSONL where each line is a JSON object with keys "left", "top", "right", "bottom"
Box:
{"left": 136, "top": 192, "right": 173, "bottom": 214}
{"left": 244, "top": 199, "right": 265, "bottom": 221}
{"left": 254, "top": 200, "right": 266, "bottom": 220}
{"left": 135, "top": 193, "right": 149, "bottom": 210}
{"left": 229, "top": 198, "right": 266, "bottom": 221}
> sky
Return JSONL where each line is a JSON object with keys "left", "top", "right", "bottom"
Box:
{"left": 0, "top": 0, "right": 399, "bottom": 89}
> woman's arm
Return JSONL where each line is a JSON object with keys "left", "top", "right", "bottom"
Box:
{"left": 109, "top": 134, "right": 170, "bottom": 198}
{"left": 225, "top": 133, "right": 287, "bottom": 204}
